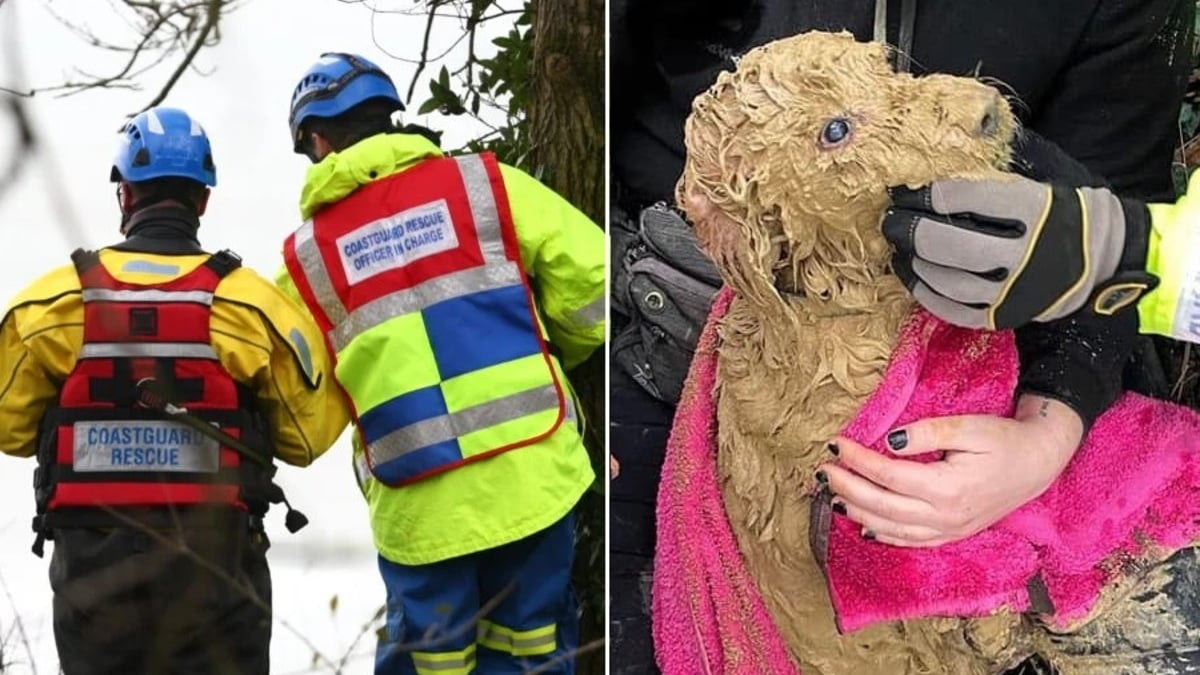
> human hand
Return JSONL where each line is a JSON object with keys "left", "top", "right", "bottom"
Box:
{"left": 882, "top": 177, "right": 1152, "bottom": 330}
{"left": 815, "top": 395, "right": 1084, "bottom": 547}
{"left": 611, "top": 455, "right": 621, "bottom": 480}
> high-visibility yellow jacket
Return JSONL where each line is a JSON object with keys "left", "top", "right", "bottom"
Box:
{"left": 1142, "top": 171, "right": 1200, "bottom": 343}
{"left": 0, "top": 249, "right": 349, "bottom": 465}
{"left": 277, "top": 132, "right": 605, "bottom": 565}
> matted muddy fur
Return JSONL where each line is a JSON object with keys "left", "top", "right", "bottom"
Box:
{"left": 676, "top": 31, "right": 1040, "bottom": 674}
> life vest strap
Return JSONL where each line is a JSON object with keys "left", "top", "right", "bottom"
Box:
{"left": 204, "top": 249, "right": 243, "bottom": 278}
{"left": 70, "top": 248, "right": 101, "bottom": 275}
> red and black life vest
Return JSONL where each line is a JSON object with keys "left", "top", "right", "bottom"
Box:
{"left": 33, "top": 248, "right": 275, "bottom": 540}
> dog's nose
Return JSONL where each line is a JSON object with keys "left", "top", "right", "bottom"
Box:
{"left": 978, "top": 101, "right": 1001, "bottom": 137}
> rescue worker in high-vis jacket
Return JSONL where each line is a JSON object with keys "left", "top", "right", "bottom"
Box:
{"left": 881, "top": 171, "right": 1200, "bottom": 344}
{"left": 277, "top": 53, "right": 605, "bottom": 675}
{"left": 0, "top": 107, "right": 348, "bottom": 675}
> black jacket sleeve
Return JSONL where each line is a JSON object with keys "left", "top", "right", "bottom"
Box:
{"left": 1015, "top": 0, "right": 1193, "bottom": 427}
{"left": 1016, "top": 311, "right": 1139, "bottom": 429}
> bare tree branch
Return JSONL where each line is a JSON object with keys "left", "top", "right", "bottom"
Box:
{"left": 135, "top": 0, "right": 224, "bottom": 112}
{"left": 0, "top": 96, "right": 34, "bottom": 206}
{"left": 97, "top": 507, "right": 344, "bottom": 671}
{"left": 0, "top": 571, "right": 38, "bottom": 675}
{"left": 1, "top": 1, "right": 240, "bottom": 116}
{"left": 523, "top": 638, "right": 607, "bottom": 674}
{"left": 331, "top": 605, "right": 386, "bottom": 674}
{"left": 402, "top": 1, "right": 442, "bottom": 102}
{"left": 0, "top": 0, "right": 37, "bottom": 206}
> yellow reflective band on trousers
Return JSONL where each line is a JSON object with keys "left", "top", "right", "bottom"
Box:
{"left": 287, "top": 153, "right": 565, "bottom": 486}
{"left": 476, "top": 620, "right": 557, "bottom": 657}
{"left": 411, "top": 643, "right": 476, "bottom": 675}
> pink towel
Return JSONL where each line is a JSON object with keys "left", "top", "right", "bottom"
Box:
{"left": 821, "top": 311, "right": 1200, "bottom": 634}
{"left": 654, "top": 289, "right": 1200, "bottom": 673}
{"left": 654, "top": 289, "right": 798, "bottom": 675}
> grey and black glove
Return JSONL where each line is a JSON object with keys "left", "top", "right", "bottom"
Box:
{"left": 882, "top": 176, "right": 1156, "bottom": 330}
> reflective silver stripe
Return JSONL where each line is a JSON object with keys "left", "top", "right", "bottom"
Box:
{"left": 369, "top": 384, "right": 562, "bottom": 465}
{"left": 564, "top": 391, "right": 577, "bottom": 424}
{"left": 509, "top": 633, "right": 556, "bottom": 651}
{"left": 411, "top": 657, "right": 474, "bottom": 672}
{"left": 411, "top": 645, "right": 476, "bottom": 672}
{"left": 294, "top": 155, "right": 517, "bottom": 351}
{"left": 294, "top": 219, "right": 348, "bottom": 325}
{"left": 453, "top": 154, "right": 507, "bottom": 263}
{"left": 81, "top": 343, "right": 218, "bottom": 360}
{"left": 353, "top": 452, "right": 372, "bottom": 488}
{"left": 81, "top": 289, "right": 214, "bottom": 305}
{"left": 331, "top": 263, "right": 523, "bottom": 352}
{"left": 477, "top": 622, "right": 557, "bottom": 654}
{"left": 567, "top": 296, "right": 605, "bottom": 329}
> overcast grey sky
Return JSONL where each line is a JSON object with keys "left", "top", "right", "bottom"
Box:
{"left": 0, "top": 1, "right": 516, "bottom": 672}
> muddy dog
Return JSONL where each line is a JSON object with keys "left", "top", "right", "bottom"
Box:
{"left": 671, "top": 31, "right": 1200, "bottom": 675}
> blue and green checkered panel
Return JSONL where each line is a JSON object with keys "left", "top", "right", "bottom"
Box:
{"left": 356, "top": 284, "right": 547, "bottom": 484}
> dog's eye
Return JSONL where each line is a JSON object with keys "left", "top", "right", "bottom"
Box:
{"left": 820, "top": 118, "right": 853, "bottom": 148}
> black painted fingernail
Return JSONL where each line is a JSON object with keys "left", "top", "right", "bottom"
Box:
{"left": 886, "top": 430, "right": 908, "bottom": 451}
{"left": 827, "top": 442, "right": 839, "bottom": 456}
{"left": 815, "top": 470, "right": 828, "bottom": 485}
{"left": 862, "top": 528, "right": 876, "bottom": 541}
{"left": 832, "top": 501, "right": 847, "bottom": 515}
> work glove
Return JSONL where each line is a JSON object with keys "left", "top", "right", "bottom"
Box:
{"left": 882, "top": 177, "right": 1157, "bottom": 330}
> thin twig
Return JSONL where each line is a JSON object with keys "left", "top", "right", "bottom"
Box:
{"left": 520, "top": 637, "right": 607, "bottom": 674}
{"left": 1, "top": 0, "right": 236, "bottom": 114}
{"left": 381, "top": 581, "right": 514, "bottom": 655}
{"left": 1172, "top": 342, "right": 1194, "bottom": 401}
{"left": 135, "top": 0, "right": 223, "bottom": 113}
{"left": 100, "top": 507, "right": 342, "bottom": 671}
{"left": 332, "top": 604, "right": 386, "bottom": 673}
{"left": 403, "top": 2, "right": 440, "bottom": 102}
{"left": 0, "top": 570, "right": 38, "bottom": 675}
{"left": 0, "top": 0, "right": 37, "bottom": 205}
{"left": 274, "top": 582, "right": 517, "bottom": 675}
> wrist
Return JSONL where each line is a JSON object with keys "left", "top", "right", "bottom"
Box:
{"left": 1117, "top": 197, "right": 1151, "bottom": 275}
{"left": 1082, "top": 195, "right": 1158, "bottom": 318}
{"left": 1015, "top": 308, "right": 1134, "bottom": 429}
{"left": 1015, "top": 393, "right": 1084, "bottom": 466}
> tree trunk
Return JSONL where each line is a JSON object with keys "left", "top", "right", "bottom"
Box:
{"left": 527, "top": 0, "right": 607, "bottom": 672}
{"left": 528, "top": 0, "right": 605, "bottom": 223}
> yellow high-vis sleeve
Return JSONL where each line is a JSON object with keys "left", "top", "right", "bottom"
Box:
{"left": 0, "top": 251, "right": 349, "bottom": 465}
{"left": 215, "top": 266, "right": 351, "bottom": 466}
{"left": 1142, "top": 171, "right": 1200, "bottom": 343}
{"left": 499, "top": 164, "right": 607, "bottom": 371}
{"left": 280, "top": 136, "right": 598, "bottom": 566}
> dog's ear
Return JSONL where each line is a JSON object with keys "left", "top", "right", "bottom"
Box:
{"left": 678, "top": 186, "right": 781, "bottom": 309}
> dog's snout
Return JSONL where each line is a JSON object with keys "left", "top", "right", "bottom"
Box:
{"left": 978, "top": 101, "right": 1001, "bottom": 138}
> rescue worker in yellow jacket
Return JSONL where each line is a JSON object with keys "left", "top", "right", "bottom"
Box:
{"left": 0, "top": 107, "right": 348, "bottom": 675}
{"left": 279, "top": 53, "right": 605, "bottom": 675}
{"left": 882, "top": 171, "right": 1200, "bottom": 343}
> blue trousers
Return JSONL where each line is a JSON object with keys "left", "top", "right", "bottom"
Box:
{"left": 375, "top": 511, "right": 579, "bottom": 674}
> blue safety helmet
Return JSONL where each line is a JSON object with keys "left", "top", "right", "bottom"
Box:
{"left": 288, "top": 52, "right": 404, "bottom": 154}
{"left": 109, "top": 107, "right": 217, "bottom": 187}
